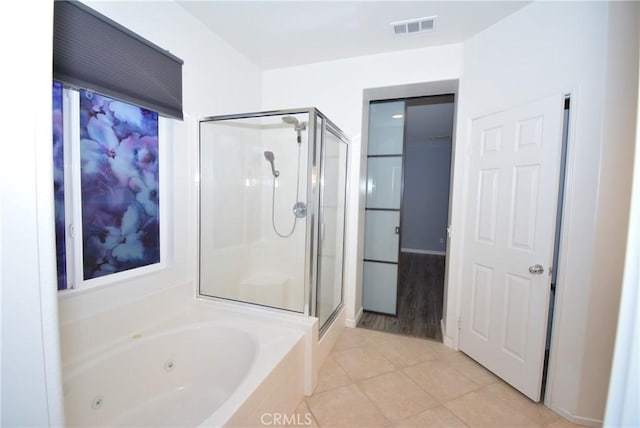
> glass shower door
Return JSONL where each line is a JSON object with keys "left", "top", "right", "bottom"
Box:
{"left": 199, "top": 112, "right": 309, "bottom": 313}
{"left": 316, "top": 124, "right": 348, "bottom": 331}
{"left": 362, "top": 100, "right": 405, "bottom": 315}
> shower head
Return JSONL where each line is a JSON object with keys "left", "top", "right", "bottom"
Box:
{"left": 264, "top": 151, "right": 279, "bottom": 177}
{"left": 282, "top": 116, "right": 299, "bottom": 126}
{"left": 282, "top": 116, "right": 307, "bottom": 143}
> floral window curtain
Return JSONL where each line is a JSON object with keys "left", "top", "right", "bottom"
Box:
{"left": 79, "top": 90, "right": 160, "bottom": 280}
{"left": 53, "top": 85, "right": 161, "bottom": 289}
{"left": 53, "top": 81, "right": 67, "bottom": 290}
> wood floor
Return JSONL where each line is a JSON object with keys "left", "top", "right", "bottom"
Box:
{"left": 358, "top": 252, "right": 445, "bottom": 341}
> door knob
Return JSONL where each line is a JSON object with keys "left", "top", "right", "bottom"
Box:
{"left": 529, "top": 264, "right": 544, "bottom": 275}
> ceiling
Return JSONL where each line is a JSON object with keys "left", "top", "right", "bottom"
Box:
{"left": 177, "top": 1, "right": 531, "bottom": 69}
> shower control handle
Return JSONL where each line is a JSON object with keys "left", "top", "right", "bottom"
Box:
{"left": 528, "top": 264, "right": 544, "bottom": 275}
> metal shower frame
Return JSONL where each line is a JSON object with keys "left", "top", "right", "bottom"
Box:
{"left": 198, "top": 107, "right": 349, "bottom": 334}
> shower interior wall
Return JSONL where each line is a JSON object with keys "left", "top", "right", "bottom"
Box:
{"left": 199, "top": 115, "right": 309, "bottom": 312}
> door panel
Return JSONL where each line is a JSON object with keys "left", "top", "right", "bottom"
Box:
{"left": 364, "top": 211, "right": 400, "bottom": 262}
{"left": 476, "top": 169, "right": 500, "bottom": 243}
{"left": 367, "top": 101, "right": 405, "bottom": 155}
{"left": 459, "top": 95, "right": 564, "bottom": 401}
{"left": 365, "top": 157, "right": 403, "bottom": 208}
{"left": 363, "top": 261, "right": 398, "bottom": 314}
{"left": 362, "top": 100, "right": 405, "bottom": 316}
{"left": 470, "top": 263, "right": 493, "bottom": 340}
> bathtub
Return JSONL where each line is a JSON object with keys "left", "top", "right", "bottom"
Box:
{"left": 62, "top": 315, "right": 307, "bottom": 427}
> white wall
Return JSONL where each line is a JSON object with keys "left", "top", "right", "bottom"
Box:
{"left": 452, "top": 1, "right": 638, "bottom": 424}
{"left": 577, "top": 1, "right": 639, "bottom": 420}
{"left": 263, "top": 44, "right": 463, "bottom": 325}
{"left": 1, "top": 1, "right": 62, "bottom": 424}
{"left": 57, "top": 1, "right": 263, "bottom": 325}
{"left": 604, "top": 32, "right": 640, "bottom": 427}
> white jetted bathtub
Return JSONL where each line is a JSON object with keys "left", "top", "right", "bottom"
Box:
{"left": 62, "top": 312, "right": 308, "bottom": 427}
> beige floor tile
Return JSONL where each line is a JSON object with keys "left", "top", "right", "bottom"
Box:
{"left": 483, "top": 383, "right": 562, "bottom": 426}
{"left": 333, "top": 328, "right": 371, "bottom": 351}
{"left": 333, "top": 345, "right": 396, "bottom": 381}
{"left": 443, "top": 352, "right": 500, "bottom": 386}
{"left": 333, "top": 327, "right": 391, "bottom": 351}
{"left": 314, "top": 356, "right": 352, "bottom": 394}
{"left": 373, "top": 335, "right": 441, "bottom": 368}
{"left": 359, "top": 371, "right": 439, "bottom": 421}
{"left": 444, "top": 388, "right": 540, "bottom": 427}
{"left": 282, "top": 400, "right": 319, "bottom": 428}
{"left": 306, "top": 384, "right": 390, "bottom": 427}
{"left": 403, "top": 359, "right": 480, "bottom": 404}
{"left": 316, "top": 327, "right": 573, "bottom": 428}
{"left": 357, "top": 326, "right": 400, "bottom": 341}
{"left": 393, "top": 406, "right": 468, "bottom": 428}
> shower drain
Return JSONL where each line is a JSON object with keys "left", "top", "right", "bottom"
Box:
{"left": 164, "top": 360, "right": 176, "bottom": 371}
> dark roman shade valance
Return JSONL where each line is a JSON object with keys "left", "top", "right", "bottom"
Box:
{"left": 53, "top": 1, "right": 184, "bottom": 120}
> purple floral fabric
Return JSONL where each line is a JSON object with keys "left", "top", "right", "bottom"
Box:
{"left": 53, "top": 81, "right": 67, "bottom": 290}
{"left": 79, "top": 90, "right": 160, "bottom": 279}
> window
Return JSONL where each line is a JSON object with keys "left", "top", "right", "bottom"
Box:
{"left": 54, "top": 83, "right": 164, "bottom": 291}
{"left": 52, "top": 1, "right": 181, "bottom": 291}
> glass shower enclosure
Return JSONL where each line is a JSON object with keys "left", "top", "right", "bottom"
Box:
{"left": 199, "top": 108, "right": 348, "bottom": 333}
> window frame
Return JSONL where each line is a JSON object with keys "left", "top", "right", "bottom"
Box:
{"left": 57, "top": 85, "right": 169, "bottom": 294}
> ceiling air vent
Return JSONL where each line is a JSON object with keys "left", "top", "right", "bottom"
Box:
{"left": 392, "top": 16, "right": 436, "bottom": 35}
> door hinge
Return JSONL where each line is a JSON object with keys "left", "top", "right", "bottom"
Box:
{"left": 67, "top": 223, "right": 75, "bottom": 238}
{"left": 457, "top": 317, "right": 462, "bottom": 330}
{"left": 447, "top": 225, "right": 452, "bottom": 238}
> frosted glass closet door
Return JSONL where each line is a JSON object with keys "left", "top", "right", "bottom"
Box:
{"left": 366, "top": 157, "right": 402, "bottom": 208}
{"left": 364, "top": 210, "right": 400, "bottom": 262}
{"left": 362, "top": 100, "right": 405, "bottom": 315}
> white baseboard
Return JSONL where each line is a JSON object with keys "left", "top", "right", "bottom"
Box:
{"left": 401, "top": 248, "right": 446, "bottom": 256}
{"left": 441, "top": 318, "right": 457, "bottom": 350}
{"left": 345, "top": 306, "right": 363, "bottom": 328}
{"left": 547, "top": 404, "right": 602, "bottom": 427}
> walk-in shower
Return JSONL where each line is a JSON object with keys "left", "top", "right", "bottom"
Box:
{"left": 199, "top": 109, "right": 348, "bottom": 332}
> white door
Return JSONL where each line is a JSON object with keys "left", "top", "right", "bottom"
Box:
{"left": 459, "top": 94, "right": 564, "bottom": 401}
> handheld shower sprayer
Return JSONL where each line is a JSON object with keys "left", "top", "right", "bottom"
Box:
{"left": 264, "top": 151, "right": 279, "bottom": 177}
{"left": 264, "top": 114, "right": 308, "bottom": 238}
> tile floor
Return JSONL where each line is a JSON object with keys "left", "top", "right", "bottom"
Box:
{"left": 288, "top": 327, "right": 584, "bottom": 428}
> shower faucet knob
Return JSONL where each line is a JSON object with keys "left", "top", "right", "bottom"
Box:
{"left": 293, "top": 201, "right": 307, "bottom": 218}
